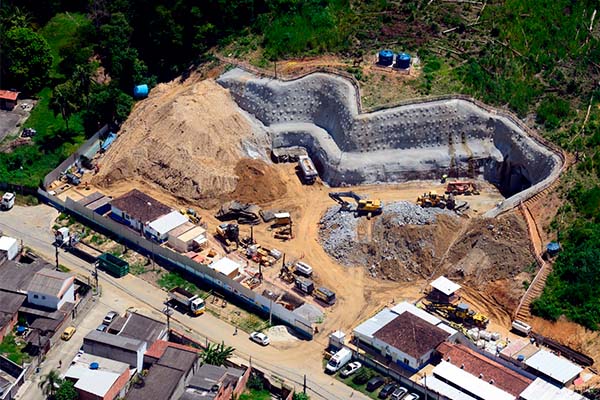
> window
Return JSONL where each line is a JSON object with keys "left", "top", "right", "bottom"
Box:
{"left": 33, "top": 294, "right": 39, "bottom": 299}
{"left": 42, "top": 296, "right": 46, "bottom": 300}
{"left": 403, "top": 358, "right": 410, "bottom": 366}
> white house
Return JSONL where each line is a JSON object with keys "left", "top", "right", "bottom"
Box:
{"left": 27, "top": 269, "right": 75, "bottom": 310}
{"left": 143, "top": 210, "right": 188, "bottom": 242}
{"left": 353, "top": 302, "right": 457, "bottom": 372}
{"left": 110, "top": 189, "right": 171, "bottom": 232}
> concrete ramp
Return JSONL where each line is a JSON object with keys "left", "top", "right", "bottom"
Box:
{"left": 217, "top": 68, "right": 563, "bottom": 215}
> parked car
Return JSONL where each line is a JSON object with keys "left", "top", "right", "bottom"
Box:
{"left": 378, "top": 383, "right": 397, "bottom": 399}
{"left": 391, "top": 387, "right": 408, "bottom": 400}
{"left": 96, "top": 324, "right": 107, "bottom": 332}
{"left": 249, "top": 331, "right": 270, "bottom": 346}
{"left": 403, "top": 394, "right": 420, "bottom": 400}
{"left": 103, "top": 311, "right": 118, "bottom": 325}
{"left": 61, "top": 326, "right": 76, "bottom": 341}
{"left": 366, "top": 376, "right": 385, "bottom": 392}
{"left": 340, "top": 361, "right": 362, "bottom": 378}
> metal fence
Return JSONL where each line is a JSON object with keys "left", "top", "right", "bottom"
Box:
{"left": 37, "top": 189, "right": 314, "bottom": 339}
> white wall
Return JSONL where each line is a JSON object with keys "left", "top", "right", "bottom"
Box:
{"left": 57, "top": 283, "right": 75, "bottom": 310}
{"left": 28, "top": 282, "right": 75, "bottom": 311}
{"left": 112, "top": 206, "right": 142, "bottom": 231}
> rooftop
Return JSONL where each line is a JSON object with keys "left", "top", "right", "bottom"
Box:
{"left": 0, "top": 291, "right": 26, "bottom": 314}
{"left": 84, "top": 330, "right": 146, "bottom": 351}
{"left": 432, "top": 361, "right": 514, "bottom": 400}
{"left": 420, "top": 375, "right": 477, "bottom": 400}
{"left": 178, "top": 226, "right": 207, "bottom": 242}
{"left": 185, "top": 364, "right": 244, "bottom": 399}
{"left": 111, "top": 189, "right": 171, "bottom": 224}
{"left": 524, "top": 349, "right": 583, "bottom": 385}
{"left": 519, "top": 377, "right": 586, "bottom": 400}
{"left": 27, "top": 269, "right": 74, "bottom": 297}
{"left": 390, "top": 301, "right": 443, "bottom": 326}
{"left": 157, "top": 346, "right": 198, "bottom": 373}
{"left": 210, "top": 257, "right": 240, "bottom": 277}
{"left": 0, "top": 90, "right": 19, "bottom": 101}
{"left": 436, "top": 342, "right": 532, "bottom": 396}
{"left": 147, "top": 211, "right": 188, "bottom": 236}
{"left": 168, "top": 222, "right": 195, "bottom": 238}
{"left": 118, "top": 312, "right": 166, "bottom": 344}
{"left": 145, "top": 340, "right": 200, "bottom": 360}
{"left": 430, "top": 276, "right": 461, "bottom": 296}
{"left": 0, "top": 257, "right": 47, "bottom": 293}
{"left": 354, "top": 308, "right": 399, "bottom": 338}
{"left": 373, "top": 311, "right": 450, "bottom": 359}
{"left": 126, "top": 364, "right": 182, "bottom": 400}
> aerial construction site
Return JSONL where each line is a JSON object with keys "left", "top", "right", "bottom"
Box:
{"left": 46, "top": 60, "right": 581, "bottom": 360}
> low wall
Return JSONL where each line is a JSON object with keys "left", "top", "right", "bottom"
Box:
{"left": 37, "top": 189, "right": 314, "bottom": 339}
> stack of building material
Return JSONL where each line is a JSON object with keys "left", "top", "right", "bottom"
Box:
{"left": 215, "top": 201, "right": 261, "bottom": 225}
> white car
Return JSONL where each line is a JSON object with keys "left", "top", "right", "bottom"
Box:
{"left": 249, "top": 331, "right": 270, "bottom": 346}
{"left": 340, "top": 361, "right": 362, "bottom": 377}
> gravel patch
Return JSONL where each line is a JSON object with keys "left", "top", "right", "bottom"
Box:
{"left": 384, "top": 201, "right": 456, "bottom": 226}
{"left": 318, "top": 206, "right": 364, "bottom": 265}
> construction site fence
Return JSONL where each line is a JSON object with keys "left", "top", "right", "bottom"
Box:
{"left": 218, "top": 57, "right": 566, "bottom": 218}
{"left": 42, "top": 125, "right": 109, "bottom": 189}
{"left": 351, "top": 350, "right": 451, "bottom": 400}
{"left": 36, "top": 188, "right": 315, "bottom": 340}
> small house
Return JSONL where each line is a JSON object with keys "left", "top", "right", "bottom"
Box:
{"left": 209, "top": 258, "right": 240, "bottom": 279}
{"left": 26, "top": 269, "right": 75, "bottom": 311}
{"left": 428, "top": 276, "right": 461, "bottom": 304}
{"left": 168, "top": 223, "right": 207, "bottom": 253}
{"left": 144, "top": 210, "right": 188, "bottom": 242}
{"left": 0, "top": 90, "right": 19, "bottom": 111}
{"left": 110, "top": 189, "right": 171, "bottom": 232}
{"left": 64, "top": 353, "right": 131, "bottom": 400}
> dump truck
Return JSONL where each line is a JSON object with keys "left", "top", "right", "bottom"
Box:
{"left": 1, "top": 192, "right": 15, "bottom": 210}
{"left": 329, "top": 192, "right": 383, "bottom": 218}
{"left": 96, "top": 253, "right": 129, "bottom": 278}
{"left": 167, "top": 287, "right": 205, "bottom": 316}
{"left": 298, "top": 155, "right": 318, "bottom": 184}
{"left": 416, "top": 191, "right": 455, "bottom": 210}
{"left": 314, "top": 286, "right": 336, "bottom": 305}
{"left": 445, "top": 181, "right": 479, "bottom": 196}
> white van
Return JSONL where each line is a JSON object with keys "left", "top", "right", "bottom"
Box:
{"left": 325, "top": 347, "right": 352, "bottom": 374}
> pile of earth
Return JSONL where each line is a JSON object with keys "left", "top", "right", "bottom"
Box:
{"left": 93, "top": 73, "right": 274, "bottom": 208}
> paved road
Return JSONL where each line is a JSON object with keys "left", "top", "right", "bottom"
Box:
{"left": 0, "top": 205, "right": 367, "bottom": 400}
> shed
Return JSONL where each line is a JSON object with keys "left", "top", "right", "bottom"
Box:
{"left": 431, "top": 361, "right": 514, "bottom": 400}
{"left": 133, "top": 84, "right": 149, "bottom": 99}
{"left": 145, "top": 211, "right": 188, "bottom": 242}
{"left": 519, "top": 377, "right": 586, "bottom": 400}
{"left": 0, "top": 236, "right": 19, "bottom": 260}
{"left": 0, "top": 90, "right": 19, "bottom": 110}
{"left": 524, "top": 349, "right": 582, "bottom": 386}
{"left": 86, "top": 196, "right": 112, "bottom": 215}
{"left": 210, "top": 258, "right": 240, "bottom": 279}
{"left": 428, "top": 276, "right": 461, "bottom": 303}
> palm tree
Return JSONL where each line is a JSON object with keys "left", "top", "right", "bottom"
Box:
{"left": 50, "top": 81, "right": 79, "bottom": 130}
{"left": 39, "top": 369, "right": 62, "bottom": 398}
{"left": 201, "top": 342, "right": 234, "bottom": 366}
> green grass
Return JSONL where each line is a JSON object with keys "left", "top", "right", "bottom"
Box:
{"left": 129, "top": 262, "right": 148, "bottom": 276}
{"left": 238, "top": 314, "right": 269, "bottom": 333}
{"left": 0, "top": 335, "right": 26, "bottom": 365}
{"left": 23, "top": 87, "right": 84, "bottom": 136}
{"left": 39, "top": 12, "right": 91, "bottom": 80}
{"left": 157, "top": 272, "right": 206, "bottom": 296}
{"left": 335, "top": 365, "right": 383, "bottom": 400}
{"left": 238, "top": 389, "right": 271, "bottom": 400}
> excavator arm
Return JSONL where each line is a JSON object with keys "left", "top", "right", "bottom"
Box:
{"left": 328, "top": 192, "right": 363, "bottom": 210}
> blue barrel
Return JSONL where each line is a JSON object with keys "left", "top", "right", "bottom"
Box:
{"left": 395, "top": 53, "right": 411, "bottom": 69}
{"left": 378, "top": 50, "right": 394, "bottom": 66}
{"left": 546, "top": 242, "right": 560, "bottom": 255}
{"left": 133, "top": 84, "right": 149, "bottom": 99}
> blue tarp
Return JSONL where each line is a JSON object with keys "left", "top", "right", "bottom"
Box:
{"left": 101, "top": 132, "right": 117, "bottom": 151}
{"left": 133, "top": 84, "right": 149, "bottom": 98}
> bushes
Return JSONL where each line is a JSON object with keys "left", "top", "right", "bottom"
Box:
{"left": 536, "top": 95, "right": 571, "bottom": 129}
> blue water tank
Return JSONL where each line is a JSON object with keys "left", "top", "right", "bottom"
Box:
{"left": 16, "top": 326, "right": 26, "bottom": 334}
{"left": 546, "top": 241, "right": 560, "bottom": 255}
{"left": 517, "top": 354, "right": 525, "bottom": 362}
{"left": 395, "top": 52, "right": 411, "bottom": 69}
{"left": 90, "top": 362, "right": 99, "bottom": 370}
{"left": 378, "top": 50, "right": 394, "bottom": 66}
{"left": 133, "top": 84, "right": 149, "bottom": 99}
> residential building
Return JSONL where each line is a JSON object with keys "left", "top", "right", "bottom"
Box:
{"left": 126, "top": 345, "right": 200, "bottom": 400}
{"left": 117, "top": 312, "right": 167, "bottom": 346}
{"left": 144, "top": 211, "right": 188, "bottom": 242}
{"left": 65, "top": 353, "right": 132, "bottom": 400}
{"left": 83, "top": 331, "right": 147, "bottom": 372}
{"left": 110, "top": 189, "right": 171, "bottom": 232}
{"left": 519, "top": 378, "right": 586, "bottom": 400}
{"left": 168, "top": 224, "right": 207, "bottom": 253}
{"left": 0, "top": 256, "right": 47, "bottom": 294}
{"left": 0, "top": 292, "right": 25, "bottom": 342}
{"left": 0, "top": 355, "right": 27, "bottom": 400}
{"left": 26, "top": 269, "right": 75, "bottom": 311}
{"left": 180, "top": 364, "right": 249, "bottom": 400}
{"left": 354, "top": 301, "right": 458, "bottom": 372}
{"left": 0, "top": 91, "right": 18, "bottom": 111}
{"left": 436, "top": 342, "right": 532, "bottom": 397}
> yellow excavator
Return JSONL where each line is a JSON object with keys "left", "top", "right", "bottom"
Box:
{"left": 425, "top": 301, "right": 489, "bottom": 328}
{"left": 416, "top": 191, "right": 455, "bottom": 210}
{"left": 329, "top": 192, "right": 383, "bottom": 218}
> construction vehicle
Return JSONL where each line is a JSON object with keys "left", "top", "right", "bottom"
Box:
{"left": 1, "top": 192, "right": 14, "bottom": 211}
{"left": 54, "top": 227, "right": 71, "bottom": 247}
{"left": 180, "top": 208, "right": 201, "bottom": 224}
{"left": 314, "top": 286, "right": 336, "bottom": 305}
{"left": 425, "top": 302, "right": 489, "bottom": 328}
{"left": 329, "top": 192, "right": 383, "bottom": 218}
{"left": 215, "top": 223, "right": 240, "bottom": 247}
{"left": 279, "top": 263, "right": 296, "bottom": 283}
{"left": 295, "top": 276, "right": 315, "bottom": 295}
{"left": 445, "top": 181, "right": 479, "bottom": 196}
{"left": 298, "top": 155, "right": 318, "bottom": 184}
{"left": 416, "top": 191, "right": 455, "bottom": 210}
{"left": 167, "top": 287, "right": 205, "bottom": 316}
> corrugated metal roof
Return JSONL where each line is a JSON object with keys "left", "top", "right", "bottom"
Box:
{"left": 27, "top": 269, "right": 74, "bottom": 297}
{"left": 519, "top": 378, "right": 585, "bottom": 400}
{"left": 430, "top": 276, "right": 461, "bottom": 295}
{"left": 391, "top": 301, "right": 442, "bottom": 325}
{"left": 432, "top": 361, "right": 514, "bottom": 400}
{"left": 148, "top": 211, "right": 188, "bottom": 235}
{"left": 420, "top": 375, "right": 477, "bottom": 400}
{"left": 210, "top": 258, "right": 240, "bottom": 276}
{"left": 354, "top": 308, "right": 398, "bottom": 338}
{"left": 524, "top": 350, "right": 582, "bottom": 384}
{"left": 66, "top": 365, "right": 120, "bottom": 397}
{"left": 84, "top": 330, "right": 145, "bottom": 351}
{"left": 178, "top": 226, "right": 206, "bottom": 242}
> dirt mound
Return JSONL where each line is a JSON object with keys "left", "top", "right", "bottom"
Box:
{"left": 227, "top": 159, "right": 287, "bottom": 205}
{"left": 93, "top": 74, "right": 269, "bottom": 208}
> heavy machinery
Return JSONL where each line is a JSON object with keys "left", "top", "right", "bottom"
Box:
{"left": 445, "top": 181, "right": 480, "bottom": 196}
{"left": 329, "top": 192, "right": 383, "bottom": 218}
{"left": 416, "top": 191, "right": 455, "bottom": 210}
{"left": 215, "top": 223, "right": 239, "bottom": 248}
{"left": 425, "top": 302, "right": 489, "bottom": 328}
{"left": 298, "top": 155, "right": 319, "bottom": 184}
{"left": 180, "top": 208, "right": 200, "bottom": 224}
{"left": 167, "top": 287, "right": 205, "bottom": 316}
{"left": 1, "top": 192, "right": 15, "bottom": 210}
{"left": 279, "top": 263, "right": 296, "bottom": 283}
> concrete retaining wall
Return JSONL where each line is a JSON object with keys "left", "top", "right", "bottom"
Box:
{"left": 218, "top": 68, "right": 564, "bottom": 217}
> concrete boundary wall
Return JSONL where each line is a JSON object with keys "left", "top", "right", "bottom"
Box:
{"left": 217, "top": 65, "right": 566, "bottom": 218}
{"left": 37, "top": 189, "right": 314, "bottom": 339}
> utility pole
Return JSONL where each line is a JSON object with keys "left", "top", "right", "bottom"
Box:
{"left": 303, "top": 374, "right": 307, "bottom": 394}
{"left": 93, "top": 262, "right": 99, "bottom": 295}
{"left": 163, "top": 300, "right": 173, "bottom": 335}
{"left": 269, "top": 298, "right": 273, "bottom": 326}
{"left": 55, "top": 245, "right": 59, "bottom": 270}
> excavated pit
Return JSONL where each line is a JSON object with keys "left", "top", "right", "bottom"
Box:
{"left": 217, "top": 68, "right": 563, "bottom": 214}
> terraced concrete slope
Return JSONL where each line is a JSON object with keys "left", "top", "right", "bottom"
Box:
{"left": 217, "top": 68, "right": 563, "bottom": 214}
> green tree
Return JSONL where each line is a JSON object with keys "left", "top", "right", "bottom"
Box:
{"left": 55, "top": 379, "right": 77, "bottom": 400}
{"left": 293, "top": 393, "right": 310, "bottom": 400}
{"left": 39, "top": 369, "right": 62, "bottom": 398}
{"left": 50, "top": 81, "right": 80, "bottom": 130}
{"left": 0, "top": 5, "right": 32, "bottom": 31}
{"left": 3, "top": 27, "right": 53, "bottom": 92}
{"left": 201, "top": 342, "right": 234, "bottom": 366}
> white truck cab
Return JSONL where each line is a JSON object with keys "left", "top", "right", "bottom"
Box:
{"left": 1, "top": 192, "right": 15, "bottom": 210}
